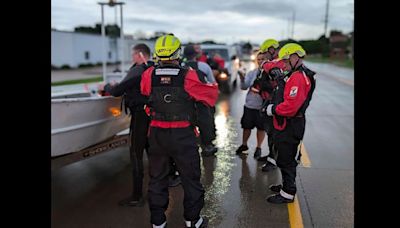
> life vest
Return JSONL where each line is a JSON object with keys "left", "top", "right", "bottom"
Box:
{"left": 295, "top": 65, "right": 316, "bottom": 116}
{"left": 272, "top": 64, "right": 316, "bottom": 131}
{"left": 149, "top": 65, "right": 195, "bottom": 122}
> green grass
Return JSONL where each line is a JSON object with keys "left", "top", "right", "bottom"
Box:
{"left": 306, "top": 56, "right": 354, "bottom": 69}
{"left": 51, "top": 76, "right": 103, "bottom": 86}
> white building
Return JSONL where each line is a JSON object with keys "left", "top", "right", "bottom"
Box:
{"left": 51, "top": 30, "right": 155, "bottom": 68}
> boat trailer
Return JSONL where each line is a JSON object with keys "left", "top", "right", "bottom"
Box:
{"left": 51, "top": 132, "right": 130, "bottom": 171}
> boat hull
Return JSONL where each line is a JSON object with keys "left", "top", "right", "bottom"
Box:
{"left": 51, "top": 96, "right": 130, "bottom": 157}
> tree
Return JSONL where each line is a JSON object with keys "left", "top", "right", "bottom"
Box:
{"left": 279, "top": 39, "right": 297, "bottom": 47}
{"left": 148, "top": 31, "right": 169, "bottom": 40}
{"left": 105, "top": 24, "right": 120, "bottom": 38}
{"left": 201, "top": 40, "right": 218, "bottom": 44}
{"left": 317, "top": 35, "right": 330, "bottom": 57}
{"left": 74, "top": 23, "right": 120, "bottom": 37}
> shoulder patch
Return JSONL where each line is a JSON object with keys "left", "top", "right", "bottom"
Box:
{"left": 289, "top": 86, "right": 298, "bottom": 97}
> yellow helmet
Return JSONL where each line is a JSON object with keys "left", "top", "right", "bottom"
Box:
{"left": 154, "top": 34, "right": 181, "bottom": 61}
{"left": 278, "top": 43, "right": 306, "bottom": 60}
{"left": 260, "top": 39, "right": 279, "bottom": 53}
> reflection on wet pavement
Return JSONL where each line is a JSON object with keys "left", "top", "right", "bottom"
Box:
{"left": 201, "top": 99, "right": 238, "bottom": 226}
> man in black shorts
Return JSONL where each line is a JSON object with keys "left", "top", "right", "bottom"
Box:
{"left": 236, "top": 52, "right": 268, "bottom": 159}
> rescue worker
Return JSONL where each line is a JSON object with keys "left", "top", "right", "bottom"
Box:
{"left": 140, "top": 34, "right": 218, "bottom": 227}
{"left": 263, "top": 43, "right": 316, "bottom": 204}
{"left": 98, "top": 43, "right": 153, "bottom": 207}
{"left": 153, "top": 51, "right": 184, "bottom": 188}
{"left": 235, "top": 51, "right": 268, "bottom": 158}
{"left": 260, "top": 38, "right": 280, "bottom": 61}
{"left": 256, "top": 39, "right": 282, "bottom": 172}
{"left": 181, "top": 44, "right": 218, "bottom": 156}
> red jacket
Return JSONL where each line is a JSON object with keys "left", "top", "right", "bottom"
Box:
{"left": 274, "top": 71, "right": 311, "bottom": 117}
{"left": 197, "top": 54, "right": 208, "bottom": 63}
{"left": 141, "top": 66, "right": 219, "bottom": 128}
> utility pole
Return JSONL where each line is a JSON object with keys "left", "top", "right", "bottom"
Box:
{"left": 324, "top": 0, "right": 330, "bottom": 37}
{"left": 99, "top": 4, "right": 106, "bottom": 81}
{"left": 114, "top": 5, "right": 119, "bottom": 70}
{"left": 287, "top": 16, "right": 291, "bottom": 40}
{"left": 98, "top": 0, "right": 125, "bottom": 81}
{"left": 292, "top": 10, "right": 296, "bottom": 39}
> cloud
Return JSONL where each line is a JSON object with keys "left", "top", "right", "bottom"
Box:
{"left": 52, "top": 0, "right": 354, "bottom": 43}
{"left": 125, "top": 18, "right": 173, "bottom": 27}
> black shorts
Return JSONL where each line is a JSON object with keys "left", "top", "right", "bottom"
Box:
{"left": 240, "top": 106, "right": 266, "bottom": 130}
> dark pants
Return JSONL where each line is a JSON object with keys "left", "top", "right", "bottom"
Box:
{"left": 169, "top": 157, "right": 178, "bottom": 176}
{"left": 129, "top": 109, "right": 150, "bottom": 199}
{"left": 274, "top": 117, "right": 305, "bottom": 196}
{"left": 196, "top": 102, "right": 216, "bottom": 145}
{"left": 147, "top": 126, "right": 204, "bottom": 225}
{"left": 276, "top": 141, "right": 301, "bottom": 196}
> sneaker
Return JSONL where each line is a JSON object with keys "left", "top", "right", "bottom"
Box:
{"left": 152, "top": 221, "right": 167, "bottom": 228}
{"left": 118, "top": 196, "right": 144, "bottom": 207}
{"left": 257, "top": 156, "right": 269, "bottom": 162}
{"left": 266, "top": 194, "right": 294, "bottom": 204}
{"left": 254, "top": 147, "right": 261, "bottom": 159}
{"left": 236, "top": 145, "right": 249, "bottom": 155}
{"left": 168, "top": 175, "right": 182, "bottom": 187}
{"left": 185, "top": 216, "right": 208, "bottom": 228}
{"left": 201, "top": 144, "right": 218, "bottom": 157}
{"left": 261, "top": 161, "right": 277, "bottom": 172}
{"left": 269, "top": 184, "right": 282, "bottom": 193}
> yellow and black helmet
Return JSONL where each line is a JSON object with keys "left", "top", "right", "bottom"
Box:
{"left": 260, "top": 39, "right": 279, "bottom": 53}
{"left": 278, "top": 43, "right": 306, "bottom": 60}
{"left": 154, "top": 34, "right": 182, "bottom": 61}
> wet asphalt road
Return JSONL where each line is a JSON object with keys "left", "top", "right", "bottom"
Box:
{"left": 52, "top": 61, "right": 354, "bottom": 227}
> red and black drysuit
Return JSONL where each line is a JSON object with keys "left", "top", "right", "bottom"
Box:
{"left": 140, "top": 63, "right": 218, "bottom": 226}
{"left": 265, "top": 63, "right": 316, "bottom": 200}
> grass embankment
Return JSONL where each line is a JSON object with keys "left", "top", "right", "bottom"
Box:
{"left": 51, "top": 76, "right": 103, "bottom": 86}
{"left": 306, "top": 56, "right": 354, "bottom": 69}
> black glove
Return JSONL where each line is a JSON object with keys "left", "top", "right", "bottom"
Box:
{"left": 269, "top": 67, "right": 284, "bottom": 80}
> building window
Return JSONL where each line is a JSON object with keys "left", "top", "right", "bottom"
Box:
{"left": 108, "top": 51, "right": 112, "bottom": 59}
{"left": 85, "top": 51, "right": 90, "bottom": 60}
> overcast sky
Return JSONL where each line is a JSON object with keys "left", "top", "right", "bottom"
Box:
{"left": 51, "top": 0, "right": 354, "bottom": 44}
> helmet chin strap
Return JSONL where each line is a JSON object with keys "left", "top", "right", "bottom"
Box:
{"left": 288, "top": 58, "right": 300, "bottom": 75}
